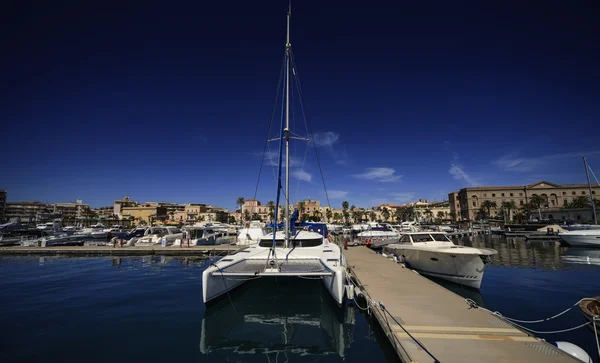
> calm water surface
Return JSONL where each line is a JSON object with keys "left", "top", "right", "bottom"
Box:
{"left": 1, "top": 235, "right": 599, "bottom": 362}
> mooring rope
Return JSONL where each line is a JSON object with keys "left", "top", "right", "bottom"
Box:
{"left": 464, "top": 298, "right": 599, "bottom": 334}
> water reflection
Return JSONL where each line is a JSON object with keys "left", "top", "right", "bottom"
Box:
{"left": 199, "top": 278, "right": 356, "bottom": 361}
{"left": 456, "top": 234, "right": 600, "bottom": 269}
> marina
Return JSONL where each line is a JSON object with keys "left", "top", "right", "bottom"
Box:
{"left": 1, "top": 234, "right": 599, "bottom": 363}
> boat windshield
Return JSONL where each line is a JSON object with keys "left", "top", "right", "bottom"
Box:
{"left": 430, "top": 234, "right": 450, "bottom": 242}
{"left": 411, "top": 234, "right": 434, "bottom": 243}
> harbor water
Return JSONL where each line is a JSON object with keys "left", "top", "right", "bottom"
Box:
{"left": 1, "top": 234, "right": 599, "bottom": 362}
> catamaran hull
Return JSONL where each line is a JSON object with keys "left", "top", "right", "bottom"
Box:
{"left": 203, "top": 271, "right": 345, "bottom": 305}
{"left": 391, "top": 248, "right": 488, "bottom": 289}
{"left": 202, "top": 260, "right": 346, "bottom": 305}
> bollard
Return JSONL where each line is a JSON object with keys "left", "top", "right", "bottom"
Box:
{"left": 113, "top": 239, "right": 116, "bottom": 248}
{"left": 187, "top": 238, "right": 190, "bottom": 248}
{"left": 120, "top": 239, "right": 123, "bottom": 248}
{"left": 344, "top": 237, "right": 348, "bottom": 250}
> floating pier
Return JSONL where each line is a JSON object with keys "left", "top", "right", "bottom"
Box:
{"left": 0, "top": 245, "right": 244, "bottom": 256}
{"left": 343, "top": 246, "right": 581, "bottom": 363}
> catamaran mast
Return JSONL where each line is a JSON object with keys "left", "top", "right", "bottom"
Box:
{"left": 284, "top": 2, "right": 291, "bottom": 247}
{"left": 583, "top": 157, "right": 597, "bottom": 223}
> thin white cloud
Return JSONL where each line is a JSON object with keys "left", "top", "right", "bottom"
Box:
{"left": 292, "top": 169, "right": 312, "bottom": 182}
{"left": 327, "top": 190, "right": 348, "bottom": 199}
{"left": 391, "top": 192, "right": 416, "bottom": 203}
{"left": 352, "top": 167, "right": 401, "bottom": 182}
{"left": 313, "top": 131, "right": 340, "bottom": 147}
{"left": 493, "top": 151, "right": 600, "bottom": 172}
{"left": 449, "top": 164, "right": 479, "bottom": 187}
{"left": 261, "top": 150, "right": 300, "bottom": 167}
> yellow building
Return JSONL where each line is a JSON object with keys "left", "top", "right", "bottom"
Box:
{"left": 122, "top": 204, "right": 167, "bottom": 225}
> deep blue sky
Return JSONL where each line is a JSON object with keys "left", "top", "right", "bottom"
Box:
{"left": 2, "top": 0, "right": 599, "bottom": 209}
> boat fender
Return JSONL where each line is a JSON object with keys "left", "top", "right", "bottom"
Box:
{"left": 381, "top": 253, "right": 387, "bottom": 257}
{"left": 551, "top": 341, "right": 592, "bottom": 363}
{"left": 345, "top": 284, "right": 355, "bottom": 300}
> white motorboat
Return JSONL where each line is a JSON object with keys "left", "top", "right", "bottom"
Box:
{"left": 90, "top": 226, "right": 128, "bottom": 239}
{"left": 384, "top": 232, "right": 497, "bottom": 289}
{"left": 236, "top": 220, "right": 267, "bottom": 246}
{"left": 358, "top": 223, "right": 400, "bottom": 248}
{"left": 135, "top": 226, "right": 182, "bottom": 246}
{"left": 559, "top": 229, "right": 600, "bottom": 247}
{"left": 174, "top": 226, "right": 221, "bottom": 246}
{"left": 203, "top": 7, "right": 347, "bottom": 306}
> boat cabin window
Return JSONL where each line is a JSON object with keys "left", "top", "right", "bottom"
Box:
{"left": 258, "top": 238, "right": 323, "bottom": 248}
{"left": 399, "top": 235, "right": 411, "bottom": 243}
{"left": 411, "top": 234, "right": 434, "bottom": 243}
{"left": 430, "top": 234, "right": 450, "bottom": 242}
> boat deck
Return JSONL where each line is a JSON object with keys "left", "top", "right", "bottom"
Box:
{"left": 214, "top": 257, "right": 333, "bottom": 276}
{"left": 343, "top": 246, "right": 580, "bottom": 363}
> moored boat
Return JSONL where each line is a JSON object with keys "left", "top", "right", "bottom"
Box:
{"left": 383, "top": 232, "right": 497, "bottom": 289}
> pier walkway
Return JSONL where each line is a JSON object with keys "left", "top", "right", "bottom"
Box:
{"left": 343, "top": 246, "right": 580, "bottom": 363}
{"left": 0, "top": 245, "right": 244, "bottom": 256}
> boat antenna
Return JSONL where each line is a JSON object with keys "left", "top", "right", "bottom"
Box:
{"left": 284, "top": 0, "right": 291, "bottom": 247}
{"left": 583, "top": 157, "right": 597, "bottom": 223}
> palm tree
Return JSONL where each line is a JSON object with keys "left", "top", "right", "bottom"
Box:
{"left": 326, "top": 208, "right": 333, "bottom": 222}
{"left": 267, "top": 201, "right": 275, "bottom": 222}
{"left": 481, "top": 200, "right": 497, "bottom": 218}
{"left": 342, "top": 201, "right": 349, "bottom": 211}
{"left": 394, "top": 208, "right": 402, "bottom": 223}
{"left": 298, "top": 201, "right": 306, "bottom": 214}
{"left": 528, "top": 195, "right": 545, "bottom": 220}
{"left": 369, "top": 211, "right": 376, "bottom": 222}
{"left": 500, "top": 201, "right": 517, "bottom": 221}
{"left": 236, "top": 197, "right": 245, "bottom": 212}
{"left": 449, "top": 211, "right": 456, "bottom": 220}
{"left": 381, "top": 207, "right": 390, "bottom": 222}
{"left": 333, "top": 212, "right": 340, "bottom": 223}
{"left": 313, "top": 209, "right": 322, "bottom": 222}
{"left": 436, "top": 211, "right": 445, "bottom": 221}
{"left": 569, "top": 196, "right": 591, "bottom": 209}
{"left": 424, "top": 208, "right": 433, "bottom": 222}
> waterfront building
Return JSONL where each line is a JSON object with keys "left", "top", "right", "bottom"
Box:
{"left": 53, "top": 200, "right": 91, "bottom": 219}
{"left": 113, "top": 196, "right": 138, "bottom": 219}
{"left": 241, "top": 199, "right": 270, "bottom": 221}
{"left": 92, "top": 207, "right": 114, "bottom": 218}
{"left": 296, "top": 199, "right": 321, "bottom": 218}
{"left": 5, "top": 201, "right": 52, "bottom": 223}
{"left": 0, "top": 190, "right": 6, "bottom": 222}
{"left": 121, "top": 204, "right": 167, "bottom": 225}
{"left": 449, "top": 181, "right": 600, "bottom": 221}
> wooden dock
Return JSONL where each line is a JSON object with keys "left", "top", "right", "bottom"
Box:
{"left": 343, "top": 246, "right": 580, "bottom": 363}
{"left": 0, "top": 245, "right": 244, "bottom": 256}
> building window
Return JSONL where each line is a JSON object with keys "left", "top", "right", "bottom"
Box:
{"left": 520, "top": 200, "right": 524, "bottom": 205}
{"left": 501, "top": 193, "right": 505, "bottom": 197}
{"left": 593, "top": 191, "right": 596, "bottom": 194}
{"left": 582, "top": 191, "right": 586, "bottom": 195}
{"left": 472, "top": 201, "right": 476, "bottom": 207}
{"left": 551, "top": 200, "right": 555, "bottom": 206}
{"left": 510, "top": 193, "right": 513, "bottom": 197}
{"left": 571, "top": 191, "right": 575, "bottom": 195}
{"left": 492, "top": 193, "right": 496, "bottom": 197}
{"left": 483, "top": 194, "right": 487, "bottom": 197}
{"left": 519, "top": 193, "right": 523, "bottom": 196}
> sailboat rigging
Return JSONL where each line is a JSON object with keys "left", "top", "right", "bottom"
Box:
{"left": 202, "top": 3, "right": 347, "bottom": 306}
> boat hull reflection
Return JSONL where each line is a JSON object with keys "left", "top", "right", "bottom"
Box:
{"left": 200, "top": 277, "right": 355, "bottom": 359}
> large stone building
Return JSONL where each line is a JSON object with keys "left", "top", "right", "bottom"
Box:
{"left": 449, "top": 181, "right": 600, "bottom": 221}
{"left": 5, "top": 201, "right": 52, "bottom": 223}
{"left": 296, "top": 199, "right": 321, "bottom": 217}
{"left": 53, "top": 200, "right": 91, "bottom": 219}
{"left": 0, "top": 190, "right": 6, "bottom": 223}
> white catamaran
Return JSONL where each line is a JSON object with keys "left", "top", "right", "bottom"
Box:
{"left": 202, "top": 5, "right": 347, "bottom": 305}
